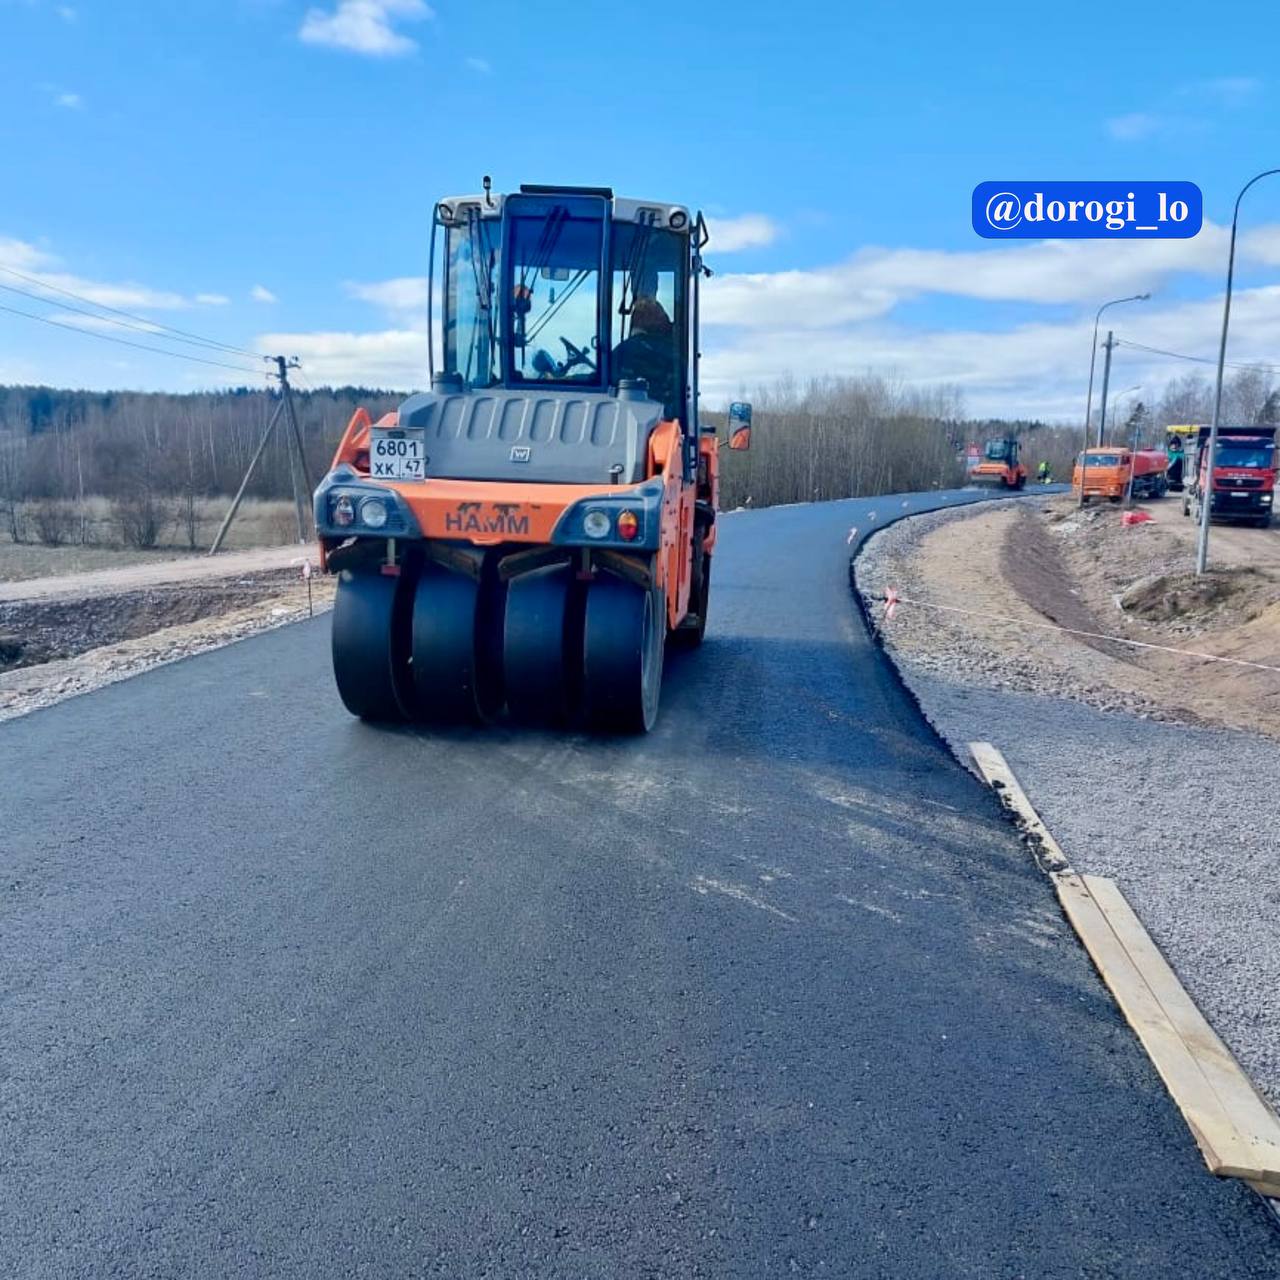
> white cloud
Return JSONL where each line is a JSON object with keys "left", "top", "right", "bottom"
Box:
{"left": 1106, "top": 112, "right": 1162, "bottom": 141}
{"left": 196, "top": 292, "right": 229, "bottom": 306}
{"left": 47, "top": 310, "right": 162, "bottom": 335}
{"left": 705, "top": 213, "right": 779, "bottom": 253}
{"left": 255, "top": 328, "right": 428, "bottom": 388}
{"left": 251, "top": 284, "right": 278, "bottom": 303}
{"left": 54, "top": 91, "right": 81, "bottom": 109}
{"left": 345, "top": 275, "right": 429, "bottom": 318}
{"left": 56, "top": 5, "right": 77, "bottom": 21}
{"left": 299, "top": 0, "right": 433, "bottom": 57}
{"left": 0, "top": 234, "right": 220, "bottom": 310}
{"left": 1193, "top": 76, "right": 1261, "bottom": 106}
{"left": 700, "top": 221, "right": 1261, "bottom": 331}
{"left": 699, "top": 281, "right": 1280, "bottom": 420}
{"left": 464, "top": 56, "right": 491, "bottom": 74}
{"left": 0, "top": 236, "right": 51, "bottom": 273}
{"left": 1109, "top": 76, "right": 1260, "bottom": 143}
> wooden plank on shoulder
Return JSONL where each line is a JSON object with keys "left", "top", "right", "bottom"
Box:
{"left": 1084, "top": 875, "right": 1280, "bottom": 1184}
{"left": 1053, "top": 873, "right": 1234, "bottom": 1174}
{"left": 969, "top": 742, "right": 1072, "bottom": 877}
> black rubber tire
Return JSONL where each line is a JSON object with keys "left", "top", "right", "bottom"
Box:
{"left": 503, "top": 565, "right": 582, "bottom": 725}
{"left": 1013, "top": 474, "right": 1026, "bottom": 490}
{"left": 582, "top": 576, "right": 664, "bottom": 733}
{"left": 331, "top": 567, "right": 414, "bottom": 721}
{"left": 671, "top": 554, "right": 710, "bottom": 650}
{"left": 410, "top": 565, "right": 499, "bottom": 724}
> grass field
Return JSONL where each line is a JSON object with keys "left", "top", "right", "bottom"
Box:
{"left": 1, "top": 498, "right": 303, "bottom": 582}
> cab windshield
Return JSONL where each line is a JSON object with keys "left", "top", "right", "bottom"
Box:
{"left": 984, "top": 441, "right": 1010, "bottom": 460}
{"left": 1216, "top": 443, "right": 1275, "bottom": 469}
{"left": 1086, "top": 454, "right": 1123, "bottom": 467}
{"left": 506, "top": 203, "right": 604, "bottom": 387}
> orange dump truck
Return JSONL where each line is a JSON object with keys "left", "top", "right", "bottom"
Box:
{"left": 1073, "top": 447, "right": 1168, "bottom": 503}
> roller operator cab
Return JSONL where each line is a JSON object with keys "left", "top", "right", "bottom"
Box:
{"left": 314, "top": 184, "right": 750, "bottom": 732}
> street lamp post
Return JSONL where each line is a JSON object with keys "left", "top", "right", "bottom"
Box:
{"left": 1080, "top": 293, "right": 1150, "bottom": 505}
{"left": 1109, "top": 386, "right": 1144, "bottom": 506}
{"left": 1196, "top": 168, "right": 1280, "bottom": 575}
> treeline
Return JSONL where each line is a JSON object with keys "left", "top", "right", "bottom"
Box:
{"left": 4, "top": 365, "right": 1277, "bottom": 550}
{"left": 0, "top": 384, "right": 399, "bottom": 548}
{"left": 716, "top": 375, "right": 970, "bottom": 509}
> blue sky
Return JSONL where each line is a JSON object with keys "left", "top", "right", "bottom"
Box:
{"left": 3, "top": 0, "right": 1280, "bottom": 417}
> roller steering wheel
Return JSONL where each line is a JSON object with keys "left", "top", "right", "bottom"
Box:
{"left": 558, "top": 336, "right": 596, "bottom": 374}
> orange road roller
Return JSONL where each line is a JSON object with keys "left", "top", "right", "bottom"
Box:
{"left": 313, "top": 182, "right": 751, "bottom": 732}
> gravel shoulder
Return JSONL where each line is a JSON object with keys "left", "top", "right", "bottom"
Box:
{"left": 855, "top": 499, "right": 1280, "bottom": 1114}
{"left": 0, "top": 542, "right": 318, "bottom": 602}
{"left": 1, "top": 570, "right": 334, "bottom": 722}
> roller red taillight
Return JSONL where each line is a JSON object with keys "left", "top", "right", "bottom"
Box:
{"left": 616, "top": 510, "right": 639, "bottom": 542}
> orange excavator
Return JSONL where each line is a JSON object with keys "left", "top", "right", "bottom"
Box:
{"left": 313, "top": 182, "right": 750, "bottom": 732}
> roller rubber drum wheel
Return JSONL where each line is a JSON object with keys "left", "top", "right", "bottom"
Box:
{"left": 503, "top": 565, "right": 582, "bottom": 725}
{"left": 410, "top": 566, "right": 500, "bottom": 724}
{"left": 582, "top": 576, "right": 664, "bottom": 733}
{"left": 331, "top": 568, "right": 414, "bottom": 721}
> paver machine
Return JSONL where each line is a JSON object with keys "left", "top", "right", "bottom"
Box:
{"left": 313, "top": 182, "right": 750, "bottom": 732}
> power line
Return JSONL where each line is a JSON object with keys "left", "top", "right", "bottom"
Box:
{"left": 1116, "top": 337, "right": 1280, "bottom": 376}
{"left": 0, "top": 263, "right": 262, "bottom": 360}
{"left": 0, "top": 278, "right": 266, "bottom": 361}
{"left": 0, "top": 300, "right": 263, "bottom": 376}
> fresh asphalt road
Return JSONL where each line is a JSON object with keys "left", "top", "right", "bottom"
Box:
{"left": 3, "top": 488, "right": 1277, "bottom": 1278}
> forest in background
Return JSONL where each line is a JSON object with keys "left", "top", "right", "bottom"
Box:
{"left": 2, "top": 365, "right": 1277, "bottom": 549}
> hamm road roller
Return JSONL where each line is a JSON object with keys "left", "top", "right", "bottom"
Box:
{"left": 313, "top": 182, "right": 750, "bottom": 732}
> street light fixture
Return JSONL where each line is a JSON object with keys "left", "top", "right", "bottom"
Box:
{"left": 1080, "top": 293, "right": 1151, "bottom": 505}
{"left": 1196, "top": 168, "right": 1280, "bottom": 575}
{"left": 1109, "top": 385, "right": 1142, "bottom": 444}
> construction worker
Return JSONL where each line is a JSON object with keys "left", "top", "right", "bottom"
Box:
{"left": 1037, "top": 460, "right": 1052, "bottom": 484}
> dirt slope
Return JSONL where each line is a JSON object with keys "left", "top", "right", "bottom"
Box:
{"left": 859, "top": 495, "right": 1280, "bottom": 739}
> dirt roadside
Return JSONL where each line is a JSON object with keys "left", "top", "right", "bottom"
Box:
{"left": 1, "top": 564, "right": 334, "bottom": 723}
{"left": 858, "top": 495, "right": 1280, "bottom": 739}
{"left": 0, "top": 542, "right": 319, "bottom": 603}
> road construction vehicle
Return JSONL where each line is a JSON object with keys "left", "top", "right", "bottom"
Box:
{"left": 313, "top": 183, "right": 749, "bottom": 732}
{"left": 1073, "top": 447, "right": 1168, "bottom": 503}
{"left": 1163, "top": 424, "right": 1200, "bottom": 491}
{"left": 1183, "top": 424, "right": 1276, "bottom": 528}
{"left": 970, "top": 436, "right": 1026, "bottom": 489}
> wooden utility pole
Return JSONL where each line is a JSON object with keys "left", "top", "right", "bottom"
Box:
{"left": 208, "top": 356, "right": 312, "bottom": 555}
{"left": 1095, "top": 331, "right": 1116, "bottom": 448}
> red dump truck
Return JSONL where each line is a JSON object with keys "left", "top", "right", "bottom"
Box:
{"left": 1073, "top": 447, "right": 1168, "bottom": 503}
{"left": 1183, "top": 424, "right": 1277, "bottom": 528}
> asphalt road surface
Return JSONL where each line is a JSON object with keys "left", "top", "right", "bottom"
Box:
{"left": 3, "top": 488, "right": 1277, "bottom": 1278}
